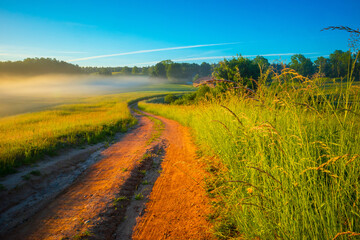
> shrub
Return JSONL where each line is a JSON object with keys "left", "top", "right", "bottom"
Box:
{"left": 164, "top": 94, "right": 177, "bottom": 104}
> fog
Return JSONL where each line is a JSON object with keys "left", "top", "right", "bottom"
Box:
{"left": 0, "top": 74, "right": 160, "bottom": 117}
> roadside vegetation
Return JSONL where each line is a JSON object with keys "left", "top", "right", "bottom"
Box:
{"left": 139, "top": 33, "right": 360, "bottom": 238}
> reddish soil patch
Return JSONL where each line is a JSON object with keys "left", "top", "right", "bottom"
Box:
{"left": 131, "top": 115, "right": 214, "bottom": 240}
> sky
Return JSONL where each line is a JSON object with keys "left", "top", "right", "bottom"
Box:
{"left": 0, "top": 0, "right": 359, "bottom": 67}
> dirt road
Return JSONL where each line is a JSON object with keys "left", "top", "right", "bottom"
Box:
{"left": 130, "top": 114, "right": 214, "bottom": 240}
{"left": 3, "top": 107, "right": 213, "bottom": 239}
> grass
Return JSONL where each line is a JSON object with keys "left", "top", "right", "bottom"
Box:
{"left": 134, "top": 193, "right": 144, "bottom": 200}
{"left": 72, "top": 230, "right": 92, "bottom": 240}
{"left": 113, "top": 196, "right": 129, "bottom": 205}
{"left": 146, "top": 116, "right": 164, "bottom": 145}
{"left": 0, "top": 95, "right": 135, "bottom": 176}
{"left": 0, "top": 84, "right": 193, "bottom": 176}
{"left": 131, "top": 83, "right": 195, "bottom": 92}
{"left": 139, "top": 74, "right": 360, "bottom": 239}
{"left": 131, "top": 107, "right": 165, "bottom": 145}
{"left": 142, "top": 180, "right": 150, "bottom": 185}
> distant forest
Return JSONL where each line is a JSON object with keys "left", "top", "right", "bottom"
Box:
{"left": 0, "top": 49, "right": 359, "bottom": 82}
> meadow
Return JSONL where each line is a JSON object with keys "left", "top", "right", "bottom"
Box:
{"left": 139, "top": 73, "right": 360, "bottom": 239}
{"left": 0, "top": 84, "right": 194, "bottom": 176}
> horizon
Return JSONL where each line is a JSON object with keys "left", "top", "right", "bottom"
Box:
{"left": 1, "top": 0, "right": 359, "bottom": 67}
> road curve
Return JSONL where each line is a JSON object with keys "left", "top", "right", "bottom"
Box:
{"left": 4, "top": 108, "right": 213, "bottom": 240}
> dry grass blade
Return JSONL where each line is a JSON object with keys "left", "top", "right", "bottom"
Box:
{"left": 245, "top": 166, "right": 282, "bottom": 185}
{"left": 346, "top": 154, "right": 360, "bottom": 166}
{"left": 322, "top": 26, "right": 360, "bottom": 35}
{"left": 211, "top": 120, "right": 238, "bottom": 143}
{"left": 332, "top": 231, "right": 360, "bottom": 240}
{"left": 220, "top": 105, "right": 244, "bottom": 127}
{"left": 316, "top": 154, "right": 349, "bottom": 170}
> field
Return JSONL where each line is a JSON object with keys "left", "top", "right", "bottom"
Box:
{"left": 2, "top": 1, "right": 360, "bottom": 239}
{"left": 139, "top": 78, "right": 360, "bottom": 239}
{"left": 0, "top": 84, "right": 194, "bottom": 176}
{"left": 1, "top": 68, "right": 360, "bottom": 238}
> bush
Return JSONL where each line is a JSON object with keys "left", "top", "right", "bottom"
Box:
{"left": 164, "top": 94, "right": 177, "bottom": 104}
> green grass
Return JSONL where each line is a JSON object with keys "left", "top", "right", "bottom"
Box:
{"left": 146, "top": 116, "right": 164, "bottom": 145}
{"left": 142, "top": 180, "right": 150, "bottom": 185}
{"left": 0, "top": 84, "right": 194, "bottom": 176}
{"left": 130, "top": 83, "right": 196, "bottom": 92}
{"left": 134, "top": 193, "right": 144, "bottom": 200}
{"left": 131, "top": 107, "right": 165, "bottom": 145}
{"left": 72, "top": 230, "right": 92, "bottom": 240}
{"left": 139, "top": 78, "right": 360, "bottom": 239}
{"left": 113, "top": 196, "right": 129, "bottom": 207}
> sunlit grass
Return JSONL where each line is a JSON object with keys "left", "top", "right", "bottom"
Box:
{"left": 130, "top": 83, "right": 196, "bottom": 92}
{"left": 139, "top": 79, "right": 360, "bottom": 239}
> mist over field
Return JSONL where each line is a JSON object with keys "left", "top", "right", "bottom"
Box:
{"left": 0, "top": 74, "right": 157, "bottom": 117}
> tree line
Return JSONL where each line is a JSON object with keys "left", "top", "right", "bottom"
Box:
{"left": 290, "top": 50, "right": 360, "bottom": 79}
{"left": 213, "top": 50, "right": 360, "bottom": 90}
{"left": 148, "top": 60, "right": 213, "bottom": 82}
{"left": 0, "top": 58, "right": 213, "bottom": 82}
{"left": 1, "top": 50, "right": 359, "bottom": 83}
{"left": 0, "top": 58, "right": 83, "bottom": 75}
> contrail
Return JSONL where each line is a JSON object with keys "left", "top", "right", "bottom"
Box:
{"left": 68, "top": 42, "right": 240, "bottom": 62}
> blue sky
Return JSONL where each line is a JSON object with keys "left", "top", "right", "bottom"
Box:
{"left": 0, "top": 0, "right": 359, "bottom": 67}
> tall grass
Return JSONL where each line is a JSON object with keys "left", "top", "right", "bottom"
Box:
{"left": 139, "top": 72, "right": 360, "bottom": 239}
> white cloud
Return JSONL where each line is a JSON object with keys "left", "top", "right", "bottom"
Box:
{"left": 53, "top": 51, "right": 88, "bottom": 54}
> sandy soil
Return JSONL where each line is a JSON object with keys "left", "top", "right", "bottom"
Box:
{"left": 2, "top": 106, "right": 214, "bottom": 240}
{"left": 0, "top": 143, "right": 104, "bottom": 235}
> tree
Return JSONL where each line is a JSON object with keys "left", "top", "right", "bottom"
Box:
{"left": 141, "top": 67, "right": 149, "bottom": 75}
{"left": 213, "top": 55, "right": 260, "bottom": 89}
{"left": 199, "top": 62, "right": 212, "bottom": 76}
{"left": 151, "top": 62, "right": 167, "bottom": 78}
{"left": 193, "top": 74, "right": 200, "bottom": 82}
{"left": 253, "top": 56, "right": 270, "bottom": 71}
{"left": 289, "top": 54, "right": 315, "bottom": 77}
{"left": 122, "top": 66, "right": 132, "bottom": 75}
{"left": 329, "top": 50, "right": 351, "bottom": 78}
{"left": 166, "top": 63, "right": 183, "bottom": 82}
{"left": 131, "top": 66, "right": 140, "bottom": 74}
{"left": 314, "top": 56, "right": 331, "bottom": 76}
{"left": 98, "top": 68, "right": 112, "bottom": 75}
